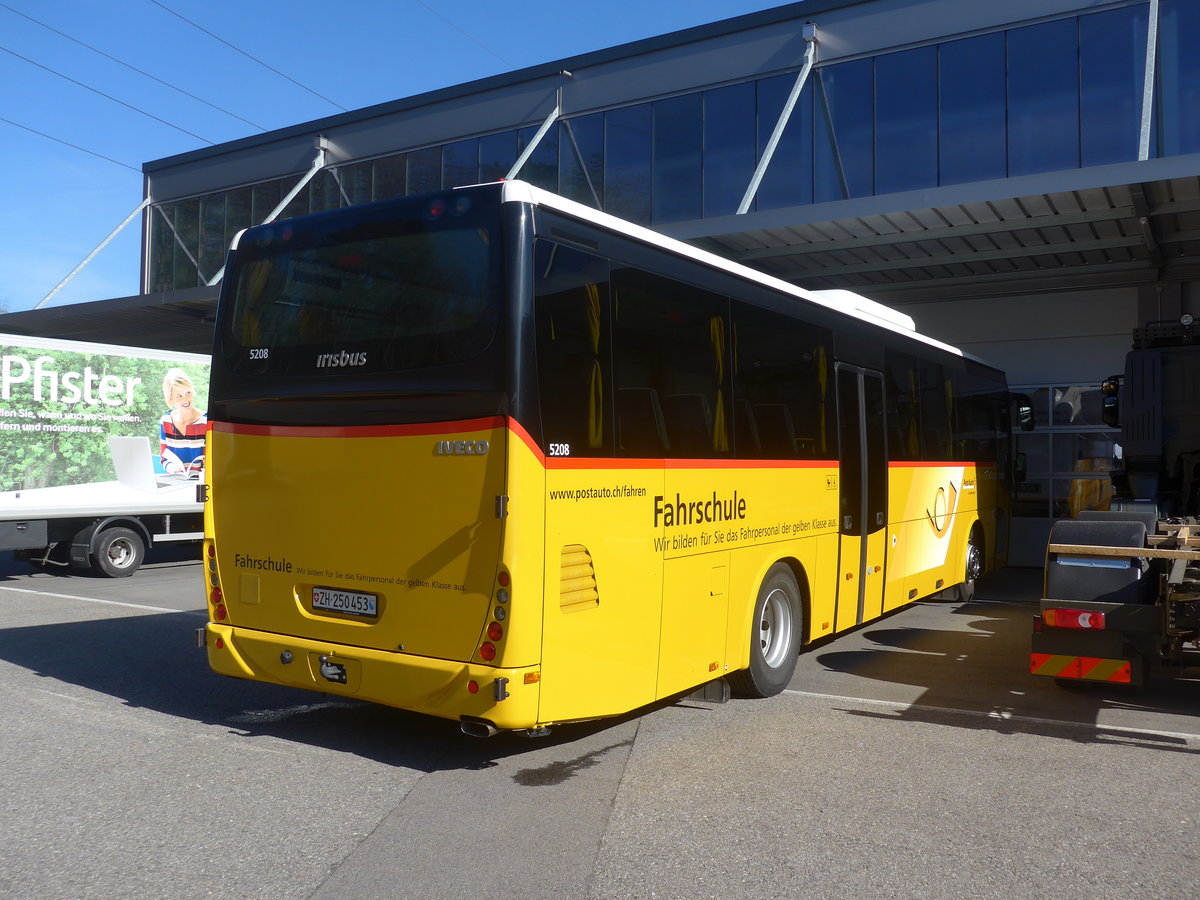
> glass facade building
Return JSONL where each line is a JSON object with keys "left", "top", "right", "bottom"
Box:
{"left": 148, "top": 1, "right": 1198, "bottom": 292}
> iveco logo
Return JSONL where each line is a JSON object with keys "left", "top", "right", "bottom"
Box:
{"left": 435, "top": 440, "right": 490, "bottom": 456}
{"left": 316, "top": 350, "right": 368, "bottom": 368}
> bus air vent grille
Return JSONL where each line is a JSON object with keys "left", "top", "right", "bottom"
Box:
{"left": 560, "top": 544, "right": 599, "bottom": 613}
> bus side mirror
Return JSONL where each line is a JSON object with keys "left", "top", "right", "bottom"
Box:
{"left": 1101, "top": 375, "right": 1120, "bottom": 428}
{"left": 1013, "top": 394, "right": 1035, "bottom": 432}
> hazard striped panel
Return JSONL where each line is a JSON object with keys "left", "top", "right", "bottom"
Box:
{"left": 1030, "top": 653, "right": 1132, "bottom": 683}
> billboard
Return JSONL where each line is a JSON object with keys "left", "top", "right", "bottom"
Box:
{"left": 0, "top": 334, "right": 210, "bottom": 491}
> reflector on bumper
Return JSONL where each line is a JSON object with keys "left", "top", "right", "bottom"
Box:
{"left": 1030, "top": 653, "right": 1132, "bottom": 683}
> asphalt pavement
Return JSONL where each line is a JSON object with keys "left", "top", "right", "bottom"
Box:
{"left": 1, "top": 553, "right": 1197, "bottom": 899}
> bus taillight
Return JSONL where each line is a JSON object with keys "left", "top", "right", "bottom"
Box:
{"left": 210, "top": 585, "right": 226, "bottom": 621}
{"left": 477, "top": 572, "right": 510, "bottom": 661}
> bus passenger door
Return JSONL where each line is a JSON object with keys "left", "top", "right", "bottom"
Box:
{"left": 835, "top": 366, "right": 887, "bottom": 630}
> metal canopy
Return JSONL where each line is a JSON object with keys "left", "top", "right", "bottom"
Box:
{"left": 4, "top": 169, "right": 1199, "bottom": 354}
{"left": 0, "top": 286, "right": 217, "bottom": 355}
{"left": 682, "top": 174, "right": 1200, "bottom": 306}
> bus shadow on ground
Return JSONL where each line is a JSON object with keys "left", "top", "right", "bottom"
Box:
{"left": 814, "top": 596, "right": 1199, "bottom": 754}
{"left": 0, "top": 610, "right": 631, "bottom": 771}
{"left": 0, "top": 545, "right": 202, "bottom": 579}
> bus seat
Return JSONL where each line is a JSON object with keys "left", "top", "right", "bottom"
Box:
{"left": 665, "top": 393, "right": 712, "bottom": 455}
{"left": 735, "top": 399, "right": 760, "bottom": 455}
{"left": 618, "top": 388, "right": 670, "bottom": 456}
{"left": 754, "top": 403, "right": 797, "bottom": 457}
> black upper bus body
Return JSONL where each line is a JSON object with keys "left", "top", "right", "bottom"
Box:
{"left": 212, "top": 180, "right": 1010, "bottom": 475}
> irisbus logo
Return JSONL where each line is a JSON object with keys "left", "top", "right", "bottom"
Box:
{"left": 316, "top": 350, "right": 368, "bottom": 368}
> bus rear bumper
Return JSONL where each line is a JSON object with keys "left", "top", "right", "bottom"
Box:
{"left": 204, "top": 622, "right": 542, "bottom": 731}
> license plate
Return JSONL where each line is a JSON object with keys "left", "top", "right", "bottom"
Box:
{"left": 312, "top": 587, "right": 378, "bottom": 617}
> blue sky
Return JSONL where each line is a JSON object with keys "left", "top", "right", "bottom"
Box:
{"left": 0, "top": 0, "right": 788, "bottom": 314}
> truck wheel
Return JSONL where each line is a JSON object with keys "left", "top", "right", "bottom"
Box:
{"left": 728, "top": 563, "right": 802, "bottom": 698}
{"left": 91, "top": 527, "right": 145, "bottom": 577}
{"left": 955, "top": 530, "right": 983, "bottom": 603}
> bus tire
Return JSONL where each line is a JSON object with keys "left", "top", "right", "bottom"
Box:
{"left": 91, "top": 527, "right": 145, "bottom": 578}
{"left": 955, "top": 528, "right": 983, "bottom": 603}
{"left": 729, "top": 563, "right": 802, "bottom": 699}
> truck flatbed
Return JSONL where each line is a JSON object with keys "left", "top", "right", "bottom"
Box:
{"left": 1032, "top": 517, "right": 1200, "bottom": 685}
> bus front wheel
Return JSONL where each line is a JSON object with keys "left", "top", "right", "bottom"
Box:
{"left": 729, "top": 563, "right": 802, "bottom": 698}
{"left": 955, "top": 529, "right": 983, "bottom": 603}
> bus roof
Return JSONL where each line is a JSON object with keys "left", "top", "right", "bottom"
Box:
{"left": 499, "top": 180, "right": 971, "bottom": 363}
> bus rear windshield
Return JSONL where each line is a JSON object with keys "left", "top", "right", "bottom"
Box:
{"left": 221, "top": 194, "right": 501, "bottom": 376}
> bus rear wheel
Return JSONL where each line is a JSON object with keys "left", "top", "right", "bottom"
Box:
{"left": 729, "top": 563, "right": 802, "bottom": 698}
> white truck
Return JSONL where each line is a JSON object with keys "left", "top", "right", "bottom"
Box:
{"left": 0, "top": 333, "right": 209, "bottom": 576}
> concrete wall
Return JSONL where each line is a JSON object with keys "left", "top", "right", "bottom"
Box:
{"left": 904, "top": 287, "right": 1139, "bottom": 385}
{"left": 908, "top": 286, "right": 1140, "bottom": 566}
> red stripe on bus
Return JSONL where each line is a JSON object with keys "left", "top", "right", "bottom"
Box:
{"left": 507, "top": 418, "right": 544, "bottom": 463}
{"left": 210, "top": 417, "right": 505, "bottom": 439}
{"left": 212, "top": 418, "right": 993, "bottom": 474}
{"left": 546, "top": 457, "right": 662, "bottom": 470}
{"left": 889, "top": 460, "right": 969, "bottom": 468}
{"left": 669, "top": 457, "right": 830, "bottom": 470}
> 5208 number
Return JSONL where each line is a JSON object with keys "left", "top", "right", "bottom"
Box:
{"left": 548, "top": 443, "right": 571, "bottom": 457}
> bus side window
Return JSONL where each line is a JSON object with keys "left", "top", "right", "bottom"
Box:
{"left": 883, "top": 350, "right": 920, "bottom": 461}
{"left": 754, "top": 403, "right": 797, "bottom": 457}
{"left": 618, "top": 387, "right": 670, "bottom": 456}
{"left": 664, "top": 393, "right": 712, "bottom": 455}
{"left": 611, "top": 266, "right": 730, "bottom": 459}
{"left": 734, "top": 399, "right": 761, "bottom": 455}
{"left": 533, "top": 242, "right": 613, "bottom": 457}
{"left": 920, "top": 360, "right": 953, "bottom": 461}
{"left": 954, "top": 368, "right": 1001, "bottom": 464}
{"left": 731, "top": 301, "right": 834, "bottom": 460}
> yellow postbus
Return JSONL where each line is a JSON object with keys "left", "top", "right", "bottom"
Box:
{"left": 201, "top": 180, "right": 1015, "bottom": 736}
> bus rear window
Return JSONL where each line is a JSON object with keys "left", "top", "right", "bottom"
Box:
{"left": 223, "top": 205, "right": 499, "bottom": 374}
